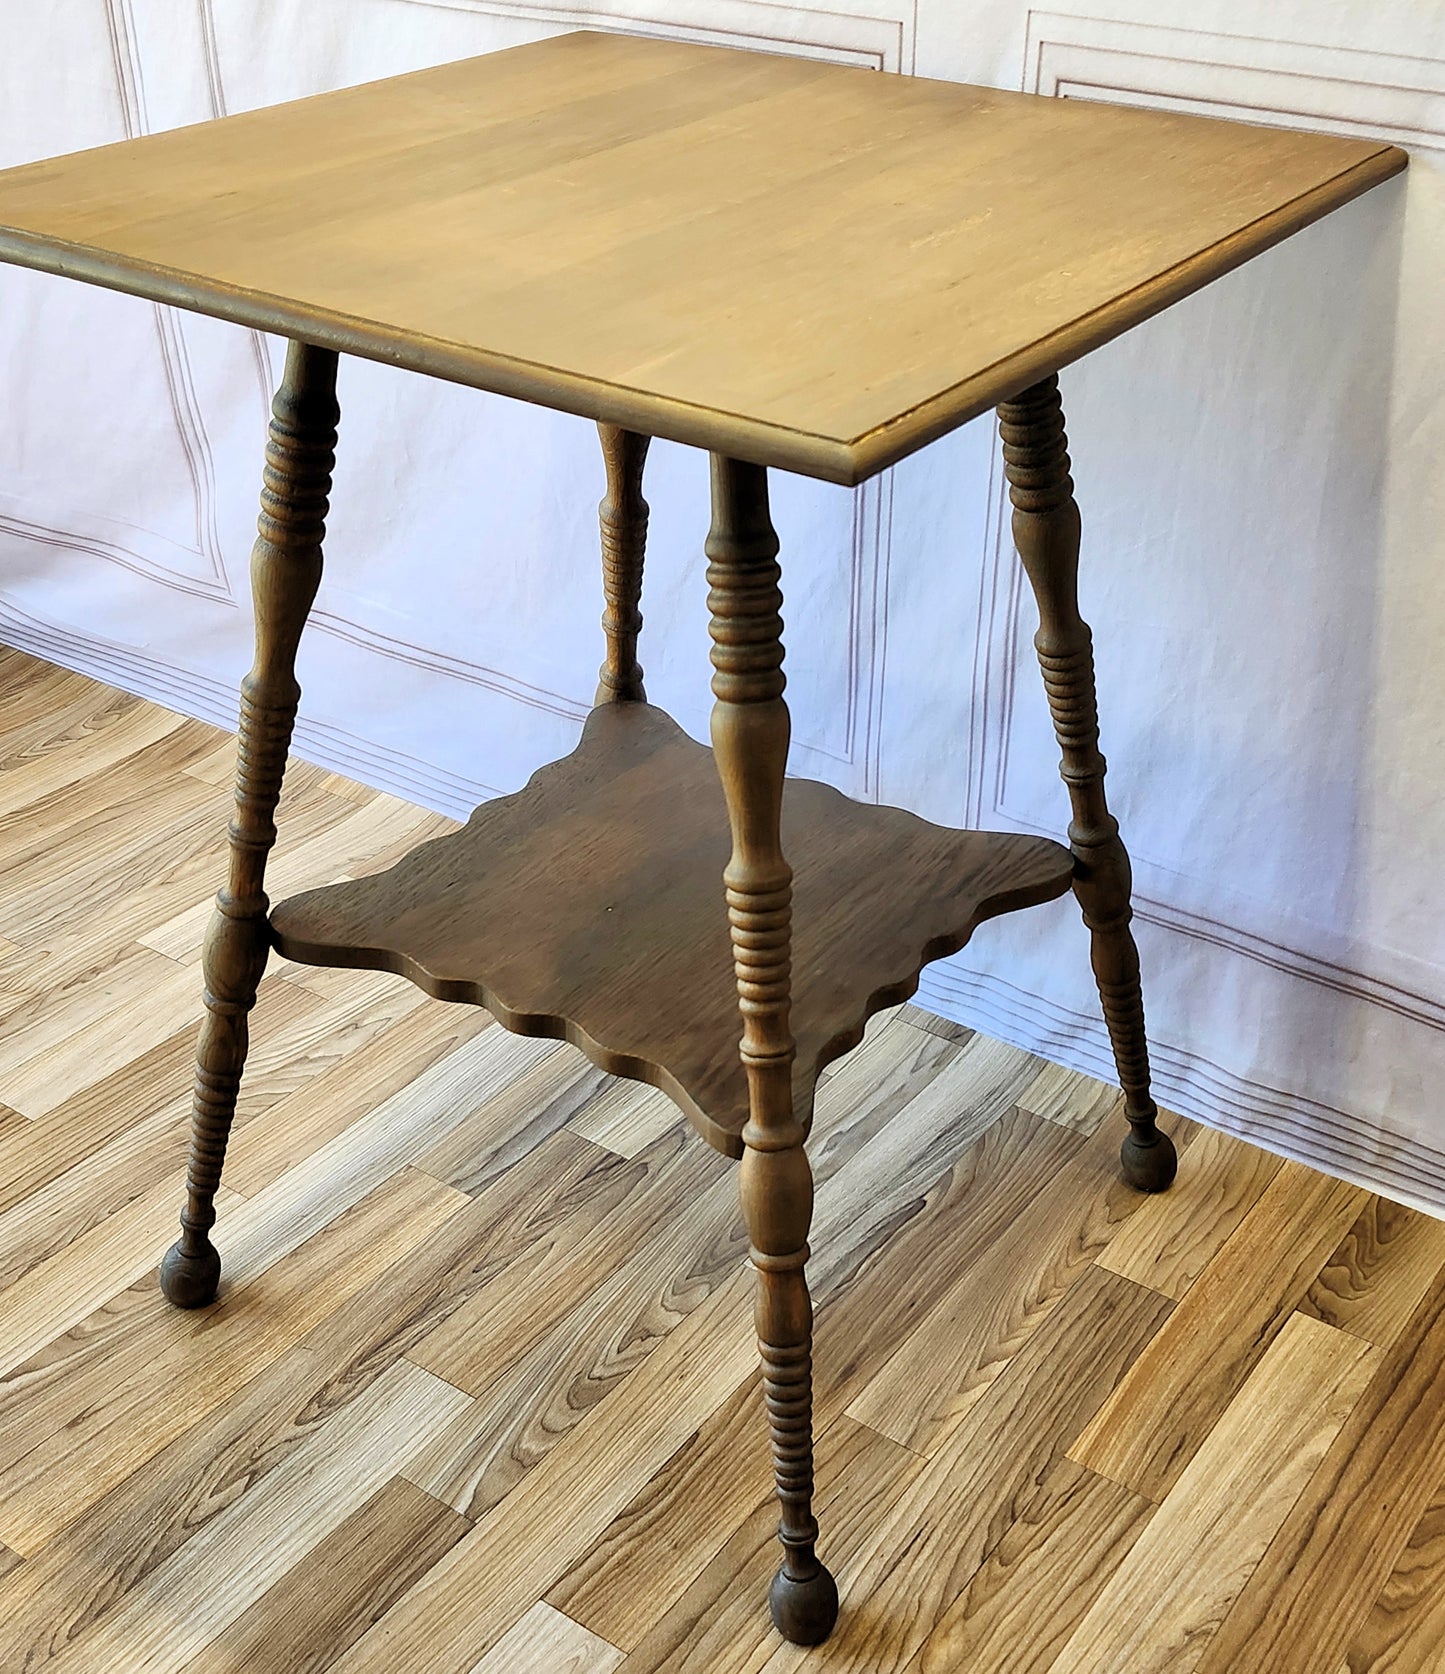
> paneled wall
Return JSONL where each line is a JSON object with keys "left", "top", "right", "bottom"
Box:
{"left": 3, "top": 0, "right": 1441, "bottom": 1206}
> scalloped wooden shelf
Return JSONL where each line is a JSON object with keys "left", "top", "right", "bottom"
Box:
{"left": 268, "top": 703, "right": 1073, "bottom": 1155}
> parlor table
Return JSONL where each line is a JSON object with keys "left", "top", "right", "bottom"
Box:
{"left": 0, "top": 31, "right": 1404, "bottom": 1645}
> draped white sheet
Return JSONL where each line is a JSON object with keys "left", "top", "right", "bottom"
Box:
{"left": 2, "top": 0, "right": 1441, "bottom": 1205}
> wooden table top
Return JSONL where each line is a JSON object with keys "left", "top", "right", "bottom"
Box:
{"left": 0, "top": 31, "right": 1404, "bottom": 484}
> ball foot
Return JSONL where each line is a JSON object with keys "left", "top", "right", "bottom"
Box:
{"left": 769, "top": 1561, "right": 839, "bottom": 1646}
{"left": 1120, "top": 1126, "right": 1178, "bottom": 1194}
{"left": 159, "top": 1237, "right": 221, "bottom": 1309}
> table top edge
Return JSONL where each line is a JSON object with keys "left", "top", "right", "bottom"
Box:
{"left": 0, "top": 138, "right": 1405, "bottom": 486}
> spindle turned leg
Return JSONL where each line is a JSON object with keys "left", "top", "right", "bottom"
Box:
{"left": 159, "top": 341, "right": 339, "bottom": 1308}
{"left": 707, "top": 455, "right": 838, "bottom": 1645}
{"left": 998, "top": 375, "right": 1177, "bottom": 1194}
{"left": 594, "top": 424, "right": 650, "bottom": 704}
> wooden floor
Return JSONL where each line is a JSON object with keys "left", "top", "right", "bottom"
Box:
{"left": 1, "top": 648, "right": 1444, "bottom": 1674}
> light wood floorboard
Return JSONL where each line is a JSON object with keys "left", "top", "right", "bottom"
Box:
{"left": 0, "top": 650, "right": 1439, "bottom": 1673}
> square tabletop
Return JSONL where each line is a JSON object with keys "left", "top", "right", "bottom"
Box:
{"left": 0, "top": 31, "right": 1403, "bottom": 484}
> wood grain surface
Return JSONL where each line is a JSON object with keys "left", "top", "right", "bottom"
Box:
{"left": 1, "top": 649, "right": 1441, "bottom": 1672}
{"left": 0, "top": 32, "right": 1404, "bottom": 483}
{"left": 1070, "top": 1160, "right": 1370, "bottom": 1500}
{"left": 270, "top": 700, "right": 1073, "bottom": 1155}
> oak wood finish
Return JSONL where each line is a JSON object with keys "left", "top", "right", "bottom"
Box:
{"left": 1346, "top": 1476, "right": 1445, "bottom": 1674}
{"left": 468, "top": 1602, "right": 624, "bottom": 1674}
{"left": 595, "top": 425, "right": 650, "bottom": 705}
{"left": 1049, "top": 1312, "right": 1377, "bottom": 1674}
{"left": 158, "top": 339, "right": 338, "bottom": 1310}
{"left": 269, "top": 701, "right": 1073, "bottom": 1156}
{"left": 0, "top": 664, "right": 1442, "bottom": 1671}
{"left": 706, "top": 455, "right": 834, "bottom": 1644}
{"left": 1300, "top": 1195, "right": 1445, "bottom": 1347}
{"left": 1000, "top": 375, "right": 1177, "bottom": 1193}
{"left": 1096, "top": 1123, "right": 1283, "bottom": 1301}
{"left": 186, "top": 1470, "right": 470, "bottom": 1674}
{"left": 1195, "top": 1263, "right": 1445, "bottom": 1672}
{"left": 1071, "top": 1160, "right": 1369, "bottom": 1501}
{"left": 0, "top": 33, "right": 1404, "bottom": 484}
{"left": 0, "top": 24, "right": 1411, "bottom": 1661}
{"left": 914, "top": 1459, "right": 1154, "bottom": 1674}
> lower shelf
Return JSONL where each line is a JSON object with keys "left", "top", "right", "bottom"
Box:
{"left": 269, "top": 701, "right": 1073, "bottom": 1155}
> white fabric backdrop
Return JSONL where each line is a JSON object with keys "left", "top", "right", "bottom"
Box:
{"left": 2, "top": 1, "right": 1441, "bottom": 1205}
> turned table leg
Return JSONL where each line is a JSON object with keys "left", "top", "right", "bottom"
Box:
{"left": 594, "top": 423, "right": 650, "bottom": 705}
{"left": 707, "top": 454, "right": 838, "bottom": 1645}
{"left": 997, "top": 375, "right": 1177, "bottom": 1193}
{"left": 159, "top": 341, "right": 339, "bottom": 1307}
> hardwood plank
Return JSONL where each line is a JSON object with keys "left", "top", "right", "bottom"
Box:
{"left": 809, "top": 1104, "right": 1079, "bottom": 1384}
{"left": 0, "top": 34, "right": 1400, "bottom": 482}
{"left": 0, "top": 715, "right": 215, "bottom": 872}
{"left": 1301, "top": 1195, "right": 1445, "bottom": 1347}
{"left": 185, "top": 735, "right": 376, "bottom": 806}
{"left": 222, "top": 969, "right": 431, "bottom": 1128}
{"left": 804, "top": 1010, "right": 978, "bottom": 1191}
{"left": 189, "top": 1477, "right": 470, "bottom": 1674}
{"left": 547, "top": 1097, "right": 1083, "bottom": 1650}
{"left": 416, "top": 1046, "right": 619, "bottom": 1197}
{"left": 617, "top": 1416, "right": 923, "bottom": 1674}
{"left": 140, "top": 792, "right": 456, "bottom": 965}
{"left": 0, "top": 697, "right": 185, "bottom": 822}
{"left": 402, "top": 1140, "right": 741, "bottom": 1517}
{"left": 845, "top": 1104, "right": 1170, "bottom": 1455}
{"left": 0, "top": 973, "right": 311, "bottom": 1218}
{"left": 1015, "top": 1060, "right": 1121, "bottom": 1135}
{"left": 8, "top": 777, "right": 359, "bottom": 996}
{"left": 1195, "top": 1269, "right": 1445, "bottom": 1673}
{"left": 0, "top": 978, "right": 321, "bottom": 1288}
{"left": 1345, "top": 1475, "right": 1445, "bottom": 1674}
{"left": 897, "top": 1002, "right": 972, "bottom": 1043}
{"left": 0, "top": 768, "right": 222, "bottom": 949}
{"left": 284, "top": 1127, "right": 641, "bottom": 1397}
{"left": 567, "top": 1079, "right": 678, "bottom": 1160}
{"left": 1070, "top": 1161, "right": 1368, "bottom": 1500}
{"left": 0, "top": 658, "right": 132, "bottom": 760}
{"left": 408, "top": 1119, "right": 725, "bottom": 1396}
{"left": 42, "top": 1360, "right": 470, "bottom": 1674}
{"left": 202, "top": 1025, "right": 561, "bottom": 1293}
{"left": 0, "top": 970, "right": 424, "bottom": 1299}
{"left": 1050, "top": 1313, "right": 1376, "bottom": 1674}
{"left": 224, "top": 1000, "right": 492, "bottom": 1196}
{"left": 757, "top": 1268, "right": 1174, "bottom": 1674}
{"left": 0, "top": 1166, "right": 468, "bottom": 1555}
{"left": 912, "top": 1459, "right": 1154, "bottom": 1674}
{"left": 547, "top": 1376, "right": 765, "bottom": 1650}
{"left": 0, "top": 1171, "right": 242, "bottom": 1383}
{"left": 467, "top": 1603, "right": 624, "bottom": 1674}
{"left": 271, "top": 703, "right": 1071, "bottom": 1154}
{"left": 1095, "top": 1123, "right": 1283, "bottom": 1301}
{"left": 407, "top": 1034, "right": 1056, "bottom": 1523}
{"left": 807, "top": 1034, "right": 1062, "bottom": 1299}
{"left": 324, "top": 1265, "right": 759, "bottom": 1674}
{"left": 0, "top": 944, "right": 209, "bottom": 1118}
{"left": 0, "top": 1135, "right": 631, "bottom": 1668}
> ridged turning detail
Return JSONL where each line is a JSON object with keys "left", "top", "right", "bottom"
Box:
{"left": 760, "top": 1335, "right": 819, "bottom": 1536}
{"left": 595, "top": 424, "right": 650, "bottom": 704}
{"left": 708, "top": 453, "right": 835, "bottom": 1639}
{"left": 998, "top": 376, "right": 1175, "bottom": 1192}
{"left": 162, "top": 341, "right": 339, "bottom": 1308}
{"left": 706, "top": 455, "right": 794, "bottom": 1128}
